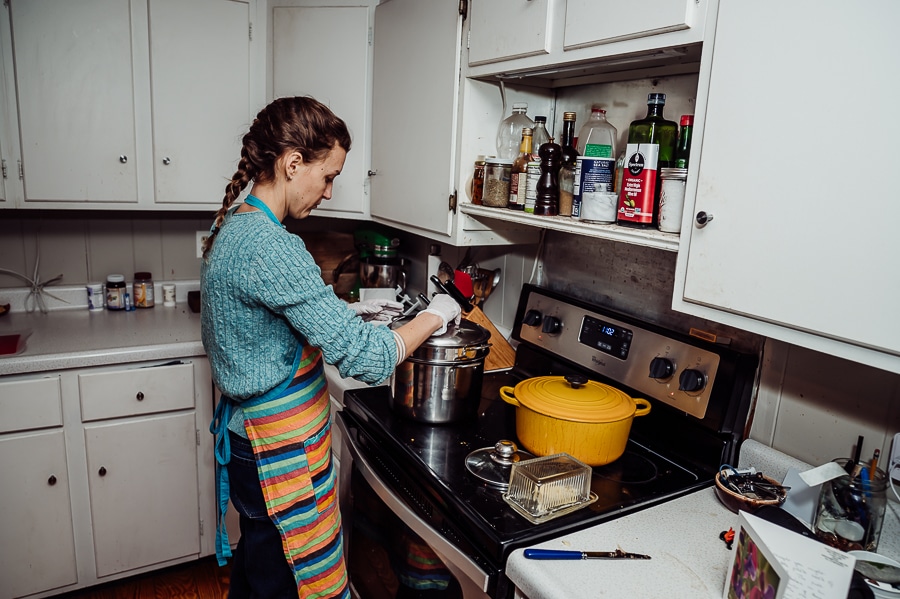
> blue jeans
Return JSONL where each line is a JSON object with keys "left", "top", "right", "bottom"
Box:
{"left": 227, "top": 431, "right": 297, "bottom": 598}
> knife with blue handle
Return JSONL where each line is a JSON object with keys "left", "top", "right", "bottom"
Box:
{"left": 524, "top": 548, "right": 651, "bottom": 560}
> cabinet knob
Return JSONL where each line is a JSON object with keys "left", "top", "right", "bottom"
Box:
{"left": 162, "top": 157, "right": 172, "bottom": 165}
{"left": 136, "top": 391, "right": 145, "bottom": 401}
{"left": 367, "top": 170, "right": 378, "bottom": 176}
{"left": 98, "top": 466, "right": 107, "bottom": 477}
{"left": 695, "top": 211, "right": 714, "bottom": 227}
{"left": 48, "top": 475, "right": 57, "bottom": 486}
{"left": 119, "top": 155, "right": 128, "bottom": 164}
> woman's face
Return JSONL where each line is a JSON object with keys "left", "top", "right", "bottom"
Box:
{"left": 287, "top": 143, "right": 347, "bottom": 219}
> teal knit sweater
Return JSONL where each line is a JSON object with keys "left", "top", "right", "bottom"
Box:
{"left": 200, "top": 210, "right": 397, "bottom": 433}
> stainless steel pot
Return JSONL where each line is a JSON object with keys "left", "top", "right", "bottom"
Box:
{"left": 390, "top": 317, "right": 491, "bottom": 423}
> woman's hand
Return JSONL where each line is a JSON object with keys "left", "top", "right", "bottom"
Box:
{"left": 418, "top": 294, "right": 461, "bottom": 336}
{"left": 348, "top": 298, "right": 405, "bottom": 325}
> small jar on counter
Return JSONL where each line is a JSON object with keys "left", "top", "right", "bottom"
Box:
{"left": 106, "top": 274, "right": 126, "bottom": 311}
{"left": 658, "top": 167, "right": 688, "bottom": 233}
{"left": 482, "top": 158, "right": 512, "bottom": 207}
{"left": 133, "top": 272, "right": 155, "bottom": 308}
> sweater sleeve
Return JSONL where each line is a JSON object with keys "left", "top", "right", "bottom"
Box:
{"left": 247, "top": 231, "right": 398, "bottom": 384}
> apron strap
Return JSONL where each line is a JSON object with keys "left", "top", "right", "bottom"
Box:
{"left": 210, "top": 396, "right": 235, "bottom": 566}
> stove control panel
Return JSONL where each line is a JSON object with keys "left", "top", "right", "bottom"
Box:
{"left": 516, "top": 288, "right": 719, "bottom": 419}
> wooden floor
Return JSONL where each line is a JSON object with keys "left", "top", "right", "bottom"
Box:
{"left": 55, "top": 557, "right": 231, "bottom": 598}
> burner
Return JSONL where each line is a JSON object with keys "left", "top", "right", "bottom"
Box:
{"left": 592, "top": 450, "right": 659, "bottom": 484}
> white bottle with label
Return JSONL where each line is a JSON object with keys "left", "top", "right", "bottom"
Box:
{"left": 576, "top": 106, "right": 618, "bottom": 158}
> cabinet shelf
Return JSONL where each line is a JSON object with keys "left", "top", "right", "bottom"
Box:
{"left": 460, "top": 203, "right": 680, "bottom": 251}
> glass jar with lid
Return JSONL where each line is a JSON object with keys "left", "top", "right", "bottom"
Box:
{"left": 483, "top": 158, "right": 512, "bottom": 207}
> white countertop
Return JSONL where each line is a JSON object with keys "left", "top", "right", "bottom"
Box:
{"left": 506, "top": 440, "right": 900, "bottom": 599}
{"left": 0, "top": 301, "right": 204, "bottom": 375}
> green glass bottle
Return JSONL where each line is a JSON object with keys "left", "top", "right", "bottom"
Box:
{"left": 675, "top": 114, "right": 694, "bottom": 169}
{"left": 617, "top": 93, "right": 678, "bottom": 228}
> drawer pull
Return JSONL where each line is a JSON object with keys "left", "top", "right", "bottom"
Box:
{"left": 48, "top": 475, "right": 57, "bottom": 486}
{"left": 136, "top": 391, "right": 145, "bottom": 401}
{"left": 98, "top": 466, "right": 107, "bottom": 477}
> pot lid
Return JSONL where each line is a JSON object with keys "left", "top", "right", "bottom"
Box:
{"left": 465, "top": 440, "right": 535, "bottom": 489}
{"left": 392, "top": 316, "right": 490, "bottom": 347}
{"left": 512, "top": 375, "right": 640, "bottom": 423}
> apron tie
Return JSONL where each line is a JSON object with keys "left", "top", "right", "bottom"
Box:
{"left": 210, "top": 396, "right": 234, "bottom": 566}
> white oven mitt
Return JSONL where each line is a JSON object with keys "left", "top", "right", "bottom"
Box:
{"left": 418, "top": 294, "right": 461, "bottom": 336}
{"left": 348, "top": 298, "right": 405, "bottom": 325}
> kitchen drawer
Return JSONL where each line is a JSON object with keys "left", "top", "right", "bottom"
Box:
{"left": 79, "top": 362, "right": 194, "bottom": 422}
{"left": 0, "top": 375, "right": 63, "bottom": 433}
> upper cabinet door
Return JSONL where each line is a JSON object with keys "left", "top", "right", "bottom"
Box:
{"left": 370, "top": 0, "right": 461, "bottom": 237}
{"left": 10, "top": 0, "right": 139, "bottom": 203}
{"left": 467, "top": 0, "right": 551, "bottom": 66}
{"left": 564, "top": 0, "right": 696, "bottom": 51}
{"left": 150, "top": 0, "right": 251, "bottom": 206}
{"left": 674, "top": 0, "right": 900, "bottom": 373}
{"left": 271, "top": 2, "right": 372, "bottom": 218}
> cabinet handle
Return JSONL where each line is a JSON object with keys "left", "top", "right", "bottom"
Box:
{"left": 119, "top": 155, "right": 128, "bottom": 164}
{"left": 367, "top": 170, "right": 378, "bottom": 176}
{"left": 136, "top": 391, "right": 145, "bottom": 401}
{"left": 48, "top": 475, "right": 57, "bottom": 486}
{"left": 98, "top": 467, "right": 107, "bottom": 477}
{"left": 695, "top": 211, "right": 714, "bottom": 227}
{"left": 162, "top": 157, "right": 172, "bottom": 165}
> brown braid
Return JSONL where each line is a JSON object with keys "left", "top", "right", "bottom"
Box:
{"left": 202, "top": 96, "right": 351, "bottom": 259}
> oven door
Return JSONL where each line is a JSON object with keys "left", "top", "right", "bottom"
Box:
{"left": 337, "top": 414, "right": 491, "bottom": 599}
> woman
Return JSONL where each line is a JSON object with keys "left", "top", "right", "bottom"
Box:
{"left": 201, "top": 96, "right": 460, "bottom": 599}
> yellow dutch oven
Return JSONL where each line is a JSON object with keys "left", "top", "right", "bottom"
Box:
{"left": 499, "top": 374, "right": 651, "bottom": 466}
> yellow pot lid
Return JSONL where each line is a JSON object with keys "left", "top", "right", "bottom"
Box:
{"left": 512, "top": 375, "right": 638, "bottom": 423}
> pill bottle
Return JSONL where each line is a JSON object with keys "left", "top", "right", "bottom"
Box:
{"left": 106, "top": 274, "right": 126, "bottom": 311}
{"left": 162, "top": 284, "right": 176, "bottom": 307}
{"left": 86, "top": 283, "right": 105, "bottom": 311}
{"left": 133, "top": 272, "right": 155, "bottom": 308}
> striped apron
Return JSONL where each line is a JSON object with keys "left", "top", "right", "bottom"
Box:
{"left": 212, "top": 343, "right": 348, "bottom": 599}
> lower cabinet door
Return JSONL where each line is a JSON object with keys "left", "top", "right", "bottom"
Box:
{"left": 0, "top": 430, "right": 77, "bottom": 598}
{"left": 84, "top": 412, "right": 200, "bottom": 578}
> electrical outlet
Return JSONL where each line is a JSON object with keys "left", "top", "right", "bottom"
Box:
{"left": 890, "top": 432, "right": 900, "bottom": 471}
{"left": 196, "top": 231, "right": 209, "bottom": 259}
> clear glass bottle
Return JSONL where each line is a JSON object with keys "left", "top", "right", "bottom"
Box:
{"left": 617, "top": 93, "right": 678, "bottom": 228}
{"left": 531, "top": 116, "right": 550, "bottom": 159}
{"left": 576, "top": 105, "right": 618, "bottom": 158}
{"left": 496, "top": 102, "right": 534, "bottom": 160}
{"left": 675, "top": 114, "right": 694, "bottom": 169}
{"left": 508, "top": 127, "right": 533, "bottom": 211}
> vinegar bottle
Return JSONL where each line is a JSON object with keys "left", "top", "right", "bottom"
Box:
{"left": 558, "top": 112, "right": 578, "bottom": 217}
{"left": 617, "top": 93, "right": 678, "bottom": 228}
{"left": 531, "top": 116, "right": 551, "bottom": 159}
{"left": 675, "top": 114, "right": 694, "bottom": 169}
{"left": 508, "top": 127, "right": 533, "bottom": 211}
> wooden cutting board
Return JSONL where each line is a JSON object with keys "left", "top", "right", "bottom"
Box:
{"left": 463, "top": 306, "right": 516, "bottom": 372}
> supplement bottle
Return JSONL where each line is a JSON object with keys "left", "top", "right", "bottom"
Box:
{"left": 617, "top": 93, "right": 678, "bottom": 228}
{"left": 106, "top": 274, "right": 126, "bottom": 311}
{"left": 133, "top": 272, "right": 155, "bottom": 308}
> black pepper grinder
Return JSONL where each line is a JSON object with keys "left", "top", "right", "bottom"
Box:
{"left": 535, "top": 138, "right": 561, "bottom": 216}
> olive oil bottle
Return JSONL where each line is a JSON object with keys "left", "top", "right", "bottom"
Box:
{"left": 617, "top": 93, "right": 678, "bottom": 228}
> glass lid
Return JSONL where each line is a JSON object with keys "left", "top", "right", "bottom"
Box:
{"left": 465, "top": 440, "right": 535, "bottom": 490}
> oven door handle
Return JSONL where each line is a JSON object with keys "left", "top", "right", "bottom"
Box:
{"left": 339, "top": 418, "right": 491, "bottom": 594}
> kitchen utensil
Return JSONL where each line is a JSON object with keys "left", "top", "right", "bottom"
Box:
{"left": 503, "top": 453, "right": 596, "bottom": 524}
{"left": 499, "top": 374, "right": 651, "bottom": 466}
{"left": 714, "top": 470, "right": 787, "bottom": 514}
{"left": 430, "top": 276, "right": 516, "bottom": 371}
{"left": 437, "top": 261, "right": 455, "bottom": 284}
{"left": 524, "top": 548, "right": 651, "bottom": 560}
{"left": 453, "top": 269, "right": 474, "bottom": 299}
{"left": 465, "top": 440, "right": 535, "bottom": 490}
{"left": 389, "top": 317, "right": 490, "bottom": 423}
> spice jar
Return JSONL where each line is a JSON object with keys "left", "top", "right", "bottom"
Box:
{"left": 483, "top": 158, "right": 512, "bottom": 208}
{"left": 133, "top": 272, "right": 155, "bottom": 308}
{"left": 472, "top": 156, "right": 486, "bottom": 205}
{"left": 106, "top": 274, "right": 126, "bottom": 311}
{"left": 658, "top": 167, "right": 688, "bottom": 233}
{"left": 814, "top": 459, "right": 887, "bottom": 552}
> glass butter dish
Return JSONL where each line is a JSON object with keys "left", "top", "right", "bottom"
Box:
{"left": 503, "top": 453, "right": 596, "bottom": 524}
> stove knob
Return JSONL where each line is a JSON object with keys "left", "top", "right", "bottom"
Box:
{"left": 541, "top": 315, "right": 562, "bottom": 335}
{"left": 678, "top": 369, "right": 706, "bottom": 393}
{"left": 648, "top": 357, "right": 675, "bottom": 380}
{"left": 523, "top": 309, "right": 543, "bottom": 327}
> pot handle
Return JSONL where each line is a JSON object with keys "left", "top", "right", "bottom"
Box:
{"left": 633, "top": 398, "right": 652, "bottom": 417}
{"left": 499, "top": 386, "right": 520, "bottom": 406}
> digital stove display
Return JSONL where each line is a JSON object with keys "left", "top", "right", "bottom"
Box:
{"left": 578, "top": 315, "right": 633, "bottom": 359}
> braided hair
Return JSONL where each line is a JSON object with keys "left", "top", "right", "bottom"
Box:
{"left": 202, "top": 96, "right": 351, "bottom": 258}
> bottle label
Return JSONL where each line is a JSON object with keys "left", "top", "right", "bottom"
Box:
{"left": 524, "top": 162, "right": 541, "bottom": 213}
{"left": 617, "top": 143, "right": 659, "bottom": 226}
{"left": 508, "top": 172, "right": 523, "bottom": 208}
{"left": 583, "top": 143, "right": 613, "bottom": 158}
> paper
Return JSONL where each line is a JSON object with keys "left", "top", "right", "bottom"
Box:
{"left": 723, "top": 511, "right": 856, "bottom": 599}
{"left": 798, "top": 461, "right": 847, "bottom": 487}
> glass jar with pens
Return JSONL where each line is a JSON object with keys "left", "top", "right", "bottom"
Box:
{"left": 813, "top": 457, "right": 887, "bottom": 552}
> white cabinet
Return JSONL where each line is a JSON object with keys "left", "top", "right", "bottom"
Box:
{"left": 563, "top": 0, "right": 698, "bottom": 51}
{"left": 0, "top": 358, "right": 215, "bottom": 598}
{"left": 467, "top": 0, "right": 551, "bottom": 66}
{"left": 0, "top": 376, "right": 77, "bottom": 599}
{"left": 0, "top": 7, "right": 20, "bottom": 209}
{"left": 7, "top": 0, "right": 259, "bottom": 210}
{"left": 672, "top": 0, "right": 900, "bottom": 375}
{"left": 269, "top": 0, "right": 374, "bottom": 219}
